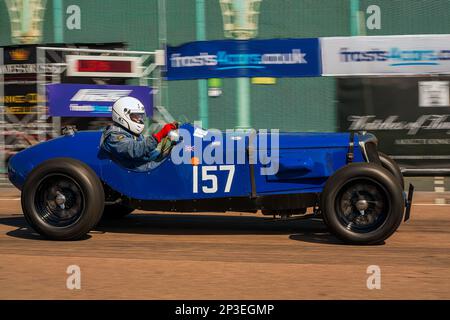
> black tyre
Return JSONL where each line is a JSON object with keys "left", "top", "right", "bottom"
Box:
{"left": 21, "top": 158, "right": 104, "bottom": 240}
{"left": 102, "top": 203, "right": 134, "bottom": 219}
{"left": 378, "top": 152, "right": 404, "bottom": 190}
{"left": 321, "top": 163, "right": 404, "bottom": 245}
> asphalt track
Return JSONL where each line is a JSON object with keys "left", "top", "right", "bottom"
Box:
{"left": 0, "top": 189, "right": 449, "bottom": 299}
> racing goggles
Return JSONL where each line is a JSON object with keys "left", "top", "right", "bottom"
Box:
{"left": 130, "top": 112, "right": 145, "bottom": 124}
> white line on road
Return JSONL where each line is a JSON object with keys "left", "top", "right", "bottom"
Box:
{"left": 434, "top": 176, "right": 446, "bottom": 204}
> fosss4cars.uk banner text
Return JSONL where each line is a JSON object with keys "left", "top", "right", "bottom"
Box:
{"left": 321, "top": 35, "right": 450, "bottom": 76}
{"left": 166, "top": 38, "right": 321, "bottom": 80}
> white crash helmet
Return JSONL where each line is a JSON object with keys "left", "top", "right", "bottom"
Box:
{"left": 112, "top": 97, "right": 146, "bottom": 135}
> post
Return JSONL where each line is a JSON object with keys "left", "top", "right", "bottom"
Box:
{"left": 53, "top": 0, "right": 64, "bottom": 43}
{"left": 350, "top": 0, "right": 360, "bottom": 36}
{"left": 36, "top": 47, "right": 46, "bottom": 143}
{"left": 234, "top": 0, "right": 251, "bottom": 129}
{"left": 236, "top": 78, "right": 250, "bottom": 129}
{"left": 196, "top": 0, "right": 208, "bottom": 128}
{"left": 0, "top": 48, "right": 5, "bottom": 183}
{"left": 157, "top": 0, "right": 168, "bottom": 111}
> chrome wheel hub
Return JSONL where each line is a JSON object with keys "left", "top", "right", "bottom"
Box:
{"left": 336, "top": 179, "right": 390, "bottom": 233}
{"left": 55, "top": 191, "right": 66, "bottom": 209}
{"left": 35, "top": 174, "right": 85, "bottom": 228}
{"left": 355, "top": 199, "right": 369, "bottom": 214}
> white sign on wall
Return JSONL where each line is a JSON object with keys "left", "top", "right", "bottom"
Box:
{"left": 419, "top": 81, "right": 450, "bottom": 107}
{"left": 321, "top": 35, "right": 450, "bottom": 76}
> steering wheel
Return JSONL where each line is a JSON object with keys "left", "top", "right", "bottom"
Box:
{"left": 158, "top": 136, "right": 174, "bottom": 159}
{"left": 155, "top": 129, "right": 182, "bottom": 162}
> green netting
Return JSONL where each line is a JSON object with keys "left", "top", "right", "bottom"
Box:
{"left": 165, "top": 0, "right": 348, "bottom": 131}
{"left": 1, "top": 0, "right": 450, "bottom": 131}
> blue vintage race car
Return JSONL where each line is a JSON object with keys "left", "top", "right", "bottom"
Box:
{"left": 8, "top": 122, "right": 413, "bottom": 244}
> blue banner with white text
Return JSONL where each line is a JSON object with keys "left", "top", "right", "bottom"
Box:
{"left": 166, "top": 38, "right": 321, "bottom": 80}
{"left": 47, "top": 84, "right": 153, "bottom": 117}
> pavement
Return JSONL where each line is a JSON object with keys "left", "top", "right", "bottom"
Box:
{"left": 0, "top": 188, "right": 449, "bottom": 300}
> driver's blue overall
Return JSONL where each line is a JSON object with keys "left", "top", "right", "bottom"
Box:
{"left": 100, "top": 124, "right": 161, "bottom": 172}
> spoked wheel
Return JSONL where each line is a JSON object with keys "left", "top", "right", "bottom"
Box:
{"left": 321, "top": 163, "right": 404, "bottom": 245}
{"left": 35, "top": 174, "right": 85, "bottom": 228}
{"left": 21, "top": 158, "right": 104, "bottom": 240}
{"left": 335, "top": 179, "right": 389, "bottom": 233}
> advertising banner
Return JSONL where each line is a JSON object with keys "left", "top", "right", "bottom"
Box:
{"left": 1, "top": 84, "right": 45, "bottom": 115}
{"left": 166, "top": 38, "right": 321, "bottom": 80}
{"left": 1, "top": 45, "right": 38, "bottom": 85}
{"left": 0, "top": 43, "right": 128, "bottom": 178}
{"left": 322, "top": 35, "right": 450, "bottom": 76}
{"left": 47, "top": 84, "right": 153, "bottom": 117}
{"left": 337, "top": 77, "right": 450, "bottom": 174}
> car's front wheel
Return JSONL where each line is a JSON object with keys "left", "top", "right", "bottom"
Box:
{"left": 21, "top": 158, "right": 104, "bottom": 240}
{"left": 320, "top": 163, "right": 404, "bottom": 245}
{"left": 378, "top": 152, "right": 404, "bottom": 190}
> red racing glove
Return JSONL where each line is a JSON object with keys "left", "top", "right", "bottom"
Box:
{"left": 153, "top": 122, "right": 178, "bottom": 143}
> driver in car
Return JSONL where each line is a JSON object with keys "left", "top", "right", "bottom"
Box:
{"left": 100, "top": 96, "right": 177, "bottom": 172}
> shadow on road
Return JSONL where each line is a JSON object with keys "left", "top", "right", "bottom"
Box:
{"left": 97, "top": 213, "right": 331, "bottom": 236}
{"left": 289, "top": 233, "right": 344, "bottom": 245}
{"left": 0, "top": 213, "right": 353, "bottom": 245}
{"left": 0, "top": 216, "right": 92, "bottom": 241}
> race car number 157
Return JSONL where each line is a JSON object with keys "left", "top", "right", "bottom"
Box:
{"left": 193, "top": 165, "right": 235, "bottom": 194}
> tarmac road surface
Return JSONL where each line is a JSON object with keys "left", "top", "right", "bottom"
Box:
{"left": 0, "top": 189, "right": 449, "bottom": 299}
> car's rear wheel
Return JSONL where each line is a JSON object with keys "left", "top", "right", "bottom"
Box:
{"left": 321, "top": 163, "right": 404, "bottom": 245}
{"left": 21, "top": 158, "right": 104, "bottom": 240}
